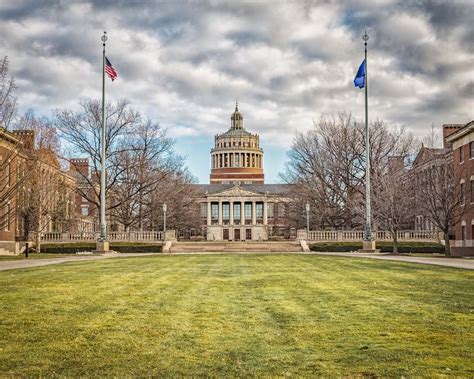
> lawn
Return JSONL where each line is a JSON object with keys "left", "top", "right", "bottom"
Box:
{"left": 0, "top": 254, "right": 472, "bottom": 376}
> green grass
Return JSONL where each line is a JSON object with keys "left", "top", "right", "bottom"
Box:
{"left": 0, "top": 255, "right": 472, "bottom": 376}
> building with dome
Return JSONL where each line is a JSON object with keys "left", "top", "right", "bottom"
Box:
{"left": 210, "top": 103, "right": 264, "bottom": 184}
{"left": 194, "top": 104, "right": 293, "bottom": 241}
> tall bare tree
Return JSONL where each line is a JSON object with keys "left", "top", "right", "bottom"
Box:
{"left": 54, "top": 99, "right": 141, "bottom": 214}
{"left": 15, "top": 113, "right": 74, "bottom": 252}
{"left": 372, "top": 158, "right": 415, "bottom": 253}
{"left": 281, "top": 112, "right": 415, "bottom": 231}
{"left": 415, "top": 159, "right": 470, "bottom": 256}
{"left": 0, "top": 56, "right": 17, "bottom": 130}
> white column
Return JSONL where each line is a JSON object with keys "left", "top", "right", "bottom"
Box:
{"left": 218, "top": 201, "right": 222, "bottom": 225}
{"left": 263, "top": 201, "right": 268, "bottom": 225}
{"left": 207, "top": 201, "right": 211, "bottom": 226}
{"left": 252, "top": 201, "right": 256, "bottom": 225}
{"left": 230, "top": 201, "right": 234, "bottom": 225}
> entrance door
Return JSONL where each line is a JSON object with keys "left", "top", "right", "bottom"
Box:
{"left": 223, "top": 229, "right": 230, "bottom": 240}
{"left": 245, "top": 229, "right": 252, "bottom": 240}
{"left": 234, "top": 229, "right": 240, "bottom": 241}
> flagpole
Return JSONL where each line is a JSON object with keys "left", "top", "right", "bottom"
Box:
{"left": 99, "top": 31, "right": 107, "bottom": 244}
{"left": 363, "top": 30, "right": 372, "bottom": 243}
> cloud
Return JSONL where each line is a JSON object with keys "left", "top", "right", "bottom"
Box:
{"left": 0, "top": 0, "right": 473, "bottom": 181}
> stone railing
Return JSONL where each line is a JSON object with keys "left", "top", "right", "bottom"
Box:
{"left": 35, "top": 231, "right": 167, "bottom": 243}
{"left": 301, "top": 230, "right": 442, "bottom": 242}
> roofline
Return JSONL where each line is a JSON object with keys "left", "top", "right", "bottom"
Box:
{"left": 446, "top": 120, "right": 474, "bottom": 142}
{"left": 0, "top": 126, "right": 22, "bottom": 145}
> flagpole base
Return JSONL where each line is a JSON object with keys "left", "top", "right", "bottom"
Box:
{"left": 358, "top": 240, "right": 380, "bottom": 254}
{"left": 95, "top": 241, "right": 110, "bottom": 254}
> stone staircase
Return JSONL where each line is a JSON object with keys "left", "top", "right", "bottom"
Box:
{"left": 169, "top": 241, "right": 303, "bottom": 253}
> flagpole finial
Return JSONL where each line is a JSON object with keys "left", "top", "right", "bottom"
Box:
{"left": 101, "top": 31, "right": 108, "bottom": 46}
{"left": 363, "top": 30, "right": 369, "bottom": 46}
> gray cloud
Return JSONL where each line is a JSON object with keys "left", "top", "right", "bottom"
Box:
{"left": 0, "top": 0, "right": 472, "bottom": 152}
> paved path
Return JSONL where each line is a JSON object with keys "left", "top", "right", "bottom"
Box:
{"left": 312, "top": 252, "right": 474, "bottom": 270}
{"left": 0, "top": 253, "right": 157, "bottom": 272}
{"left": 0, "top": 251, "right": 472, "bottom": 271}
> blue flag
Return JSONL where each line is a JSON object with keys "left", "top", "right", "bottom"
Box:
{"left": 354, "top": 59, "right": 366, "bottom": 89}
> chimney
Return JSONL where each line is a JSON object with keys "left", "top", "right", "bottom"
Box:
{"left": 12, "top": 130, "right": 35, "bottom": 151}
{"left": 442, "top": 124, "right": 463, "bottom": 149}
{"left": 70, "top": 158, "right": 89, "bottom": 179}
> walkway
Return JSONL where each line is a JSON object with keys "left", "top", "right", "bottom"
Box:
{"left": 312, "top": 252, "right": 474, "bottom": 270}
{"left": 0, "top": 251, "right": 472, "bottom": 271}
{"left": 0, "top": 253, "right": 157, "bottom": 272}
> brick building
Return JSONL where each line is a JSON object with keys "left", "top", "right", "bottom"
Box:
{"left": 446, "top": 120, "right": 474, "bottom": 256}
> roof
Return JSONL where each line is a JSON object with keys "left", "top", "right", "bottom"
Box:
{"left": 193, "top": 183, "right": 291, "bottom": 195}
{"left": 412, "top": 146, "right": 450, "bottom": 167}
{"left": 446, "top": 120, "right": 474, "bottom": 142}
{"left": 220, "top": 128, "right": 253, "bottom": 137}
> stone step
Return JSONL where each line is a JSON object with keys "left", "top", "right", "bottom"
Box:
{"left": 170, "top": 241, "right": 302, "bottom": 253}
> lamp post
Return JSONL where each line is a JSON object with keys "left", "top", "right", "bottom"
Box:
{"left": 163, "top": 203, "right": 167, "bottom": 233}
{"left": 305, "top": 202, "right": 310, "bottom": 236}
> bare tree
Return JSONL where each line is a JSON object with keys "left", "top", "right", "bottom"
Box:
{"left": 110, "top": 119, "right": 183, "bottom": 230}
{"left": 0, "top": 56, "right": 17, "bottom": 130}
{"left": 53, "top": 99, "right": 141, "bottom": 214}
{"left": 372, "top": 159, "right": 415, "bottom": 253}
{"left": 14, "top": 114, "right": 74, "bottom": 252}
{"left": 422, "top": 122, "right": 441, "bottom": 148}
{"left": 281, "top": 112, "right": 415, "bottom": 231}
{"left": 416, "top": 159, "right": 470, "bottom": 256}
{"left": 145, "top": 170, "right": 201, "bottom": 233}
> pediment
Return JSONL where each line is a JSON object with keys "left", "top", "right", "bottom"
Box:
{"left": 213, "top": 186, "right": 262, "bottom": 198}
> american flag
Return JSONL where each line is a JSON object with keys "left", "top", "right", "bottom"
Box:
{"left": 105, "top": 56, "right": 118, "bottom": 81}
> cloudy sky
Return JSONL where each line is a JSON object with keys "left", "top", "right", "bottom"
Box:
{"left": 1, "top": 0, "right": 473, "bottom": 183}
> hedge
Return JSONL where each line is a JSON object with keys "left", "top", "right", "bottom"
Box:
{"left": 309, "top": 241, "right": 445, "bottom": 254}
{"left": 38, "top": 242, "right": 163, "bottom": 254}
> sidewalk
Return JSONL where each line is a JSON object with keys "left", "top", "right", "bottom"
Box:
{"left": 0, "top": 253, "right": 157, "bottom": 272}
{"left": 312, "top": 252, "right": 474, "bottom": 270}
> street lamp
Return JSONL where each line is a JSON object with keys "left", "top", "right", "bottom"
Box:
{"left": 163, "top": 203, "right": 167, "bottom": 233}
{"left": 305, "top": 202, "right": 310, "bottom": 235}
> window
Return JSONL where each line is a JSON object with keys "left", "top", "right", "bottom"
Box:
{"left": 82, "top": 196, "right": 88, "bottom": 203}
{"left": 460, "top": 146, "right": 464, "bottom": 163}
{"left": 460, "top": 182, "right": 465, "bottom": 205}
{"left": 4, "top": 204, "right": 10, "bottom": 231}
{"left": 256, "top": 203, "right": 263, "bottom": 219}
{"left": 81, "top": 206, "right": 89, "bottom": 216}
{"left": 235, "top": 154, "right": 240, "bottom": 167}
{"left": 222, "top": 203, "right": 230, "bottom": 224}
{"left": 234, "top": 203, "right": 241, "bottom": 224}
{"left": 470, "top": 142, "right": 474, "bottom": 159}
{"left": 471, "top": 180, "right": 474, "bottom": 203}
{"left": 5, "top": 161, "right": 11, "bottom": 187}
{"left": 267, "top": 203, "right": 274, "bottom": 218}
{"left": 244, "top": 203, "right": 252, "bottom": 222}
{"left": 211, "top": 203, "right": 218, "bottom": 222}
{"left": 200, "top": 203, "right": 207, "bottom": 218}
{"left": 278, "top": 203, "right": 286, "bottom": 218}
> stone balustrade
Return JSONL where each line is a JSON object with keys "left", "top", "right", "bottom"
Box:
{"left": 33, "top": 231, "right": 167, "bottom": 243}
{"left": 301, "top": 230, "right": 442, "bottom": 242}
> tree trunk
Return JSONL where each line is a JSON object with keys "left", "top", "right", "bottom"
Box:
{"left": 444, "top": 233, "right": 451, "bottom": 257}
{"left": 393, "top": 230, "right": 398, "bottom": 254}
{"left": 35, "top": 231, "right": 41, "bottom": 254}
